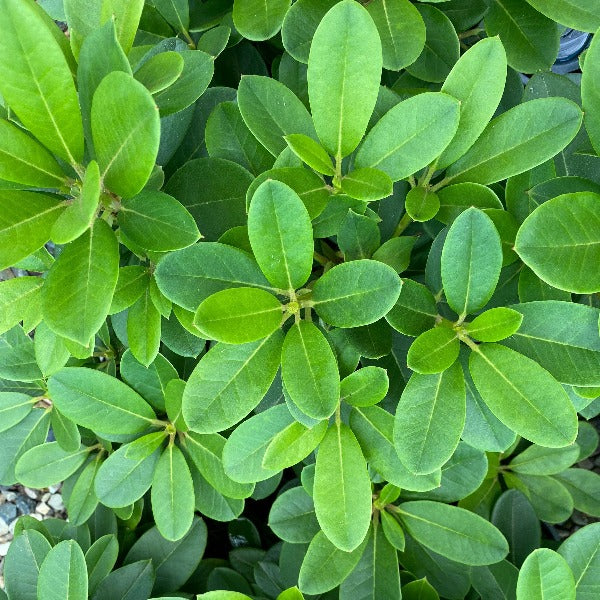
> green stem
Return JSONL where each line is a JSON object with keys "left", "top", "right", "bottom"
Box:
{"left": 430, "top": 176, "right": 452, "bottom": 193}
{"left": 182, "top": 28, "right": 196, "bottom": 49}
{"left": 392, "top": 212, "right": 413, "bottom": 237}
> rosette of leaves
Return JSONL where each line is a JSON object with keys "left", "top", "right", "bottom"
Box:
{"left": 2, "top": 0, "right": 600, "bottom": 599}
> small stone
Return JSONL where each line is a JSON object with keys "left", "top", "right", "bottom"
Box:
{"left": 48, "top": 485, "right": 60, "bottom": 494}
{"left": 0, "top": 533, "right": 10, "bottom": 543}
{"left": 3, "top": 492, "right": 16, "bottom": 502}
{"left": 47, "top": 494, "right": 64, "bottom": 512}
{"left": 41, "top": 493, "right": 50, "bottom": 503}
{"left": 23, "top": 488, "right": 37, "bottom": 500}
{"left": 15, "top": 496, "right": 36, "bottom": 515}
{"left": 35, "top": 503, "right": 50, "bottom": 516}
{"left": 0, "top": 542, "right": 10, "bottom": 557}
{"left": 0, "top": 504, "right": 17, "bottom": 524}
{"left": 30, "top": 513, "right": 43, "bottom": 521}
{"left": 0, "top": 520, "right": 8, "bottom": 537}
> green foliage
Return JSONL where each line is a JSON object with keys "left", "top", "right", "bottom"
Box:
{"left": 1, "top": 1, "right": 600, "bottom": 598}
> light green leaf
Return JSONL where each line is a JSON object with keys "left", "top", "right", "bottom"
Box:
{"left": 85, "top": 535, "right": 119, "bottom": 596}
{"left": 441, "top": 207, "right": 503, "bottom": 317}
{"left": 517, "top": 548, "right": 576, "bottom": 600}
{"left": 277, "top": 588, "right": 304, "bottom": 600}
{"left": 223, "top": 404, "right": 295, "bottom": 483}
{"left": 559, "top": 522, "right": 600, "bottom": 600}
{"left": 501, "top": 301, "right": 600, "bottom": 386}
{"left": 438, "top": 37, "right": 507, "bottom": 168}
{"left": 245, "top": 167, "right": 328, "bottom": 220}
{"left": 485, "top": 0, "right": 558, "bottom": 73}
{"left": 285, "top": 134, "right": 334, "bottom": 175}
{"left": 268, "top": 486, "right": 320, "bottom": 543}
{"left": 407, "top": 327, "right": 460, "bottom": 374}
{"left": 195, "top": 287, "right": 282, "bottom": 344}
{"left": 0, "top": 325, "right": 43, "bottom": 382}
{"left": 355, "top": 93, "right": 460, "bottom": 181}
{"left": 465, "top": 307, "right": 523, "bottom": 342}
{"left": 154, "top": 242, "right": 271, "bottom": 312}
{"left": 48, "top": 367, "right": 156, "bottom": 434}
{"left": 298, "top": 531, "right": 369, "bottom": 595}
{"left": 380, "top": 510, "right": 405, "bottom": 551}
{"left": 51, "top": 160, "right": 100, "bottom": 245}
{"left": 43, "top": 219, "right": 119, "bottom": 345}
{"left": 524, "top": 0, "right": 600, "bottom": 32}
{"left": 37, "top": 540, "right": 88, "bottom": 600}
{"left": 16, "top": 442, "right": 89, "bottom": 488}
{"left": 469, "top": 344, "right": 578, "bottom": 447}
{"left": 405, "top": 187, "right": 440, "bottom": 222}
{"left": 394, "top": 362, "right": 465, "bottom": 474}
{"left": 153, "top": 49, "right": 214, "bottom": 117}
{"left": 445, "top": 98, "right": 583, "bottom": 185}
{"left": 118, "top": 191, "right": 200, "bottom": 252}
{"left": 307, "top": 0, "right": 382, "bottom": 159}
{"left": 437, "top": 182, "right": 503, "bottom": 224}
{"left": 312, "top": 260, "right": 401, "bottom": 328}
{"left": 340, "top": 366, "right": 389, "bottom": 407}
{"left": 505, "top": 472, "right": 573, "bottom": 523}
{"left": 183, "top": 332, "right": 284, "bottom": 433}
{"left": 232, "top": 0, "right": 290, "bottom": 41}
{"left": 92, "top": 71, "right": 160, "bottom": 199}
{"left": 0, "top": 191, "right": 63, "bottom": 270}
{"left": 402, "top": 578, "right": 439, "bottom": 600}
{"left": 398, "top": 501, "right": 509, "bottom": 565}
{"left": 263, "top": 420, "right": 327, "bottom": 470}
{"left": 151, "top": 444, "right": 195, "bottom": 541}
{"left": 95, "top": 443, "right": 161, "bottom": 507}
{"left": 385, "top": 279, "right": 437, "bottom": 336}
{"left": 0, "top": 277, "right": 43, "bottom": 336}
{"left": 238, "top": 76, "right": 318, "bottom": 157}
{"left": 514, "top": 192, "right": 600, "bottom": 294}
{"left": 582, "top": 32, "right": 600, "bottom": 155}
{"left": 3, "top": 530, "right": 51, "bottom": 600}
{"left": 0, "top": 118, "right": 66, "bottom": 188}
{"left": 281, "top": 321, "right": 339, "bottom": 420}
{"left": 351, "top": 405, "right": 441, "bottom": 491}
{"left": 183, "top": 432, "right": 254, "bottom": 499}
{"left": 248, "top": 179, "right": 313, "bottom": 291}
{"left": 0, "top": 409, "right": 50, "bottom": 485}
{"left": 134, "top": 51, "right": 184, "bottom": 94}
{"left": 124, "top": 432, "right": 166, "bottom": 461}
{"left": 555, "top": 469, "right": 600, "bottom": 517}
{"left": 66, "top": 459, "right": 101, "bottom": 526}
{"left": 197, "top": 593, "right": 252, "bottom": 600}
{"left": 314, "top": 422, "right": 372, "bottom": 551}
{"left": 340, "top": 168, "right": 393, "bottom": 202}
{"left": 366, "top": 0, "right": 425, "bottom": 71}
{"left": 339, "top": 523, "right": 401, "bottom": 600}
{"left": 0, "top": 392, "right": 34, "bottom": 433}
{"left": 0, "top": 0, "right": 83, "bottom": 164}
{"left": 65, "top": 0, "right": 144, "bottom": 57}
{"left": 76, "top": 19, "right": 132, "bottom": 150}
{"left": 509, "top": 443, "right": 580, "bottom": 475}
{"left": 109, "top": 266, "right": 149, "bottom": 315}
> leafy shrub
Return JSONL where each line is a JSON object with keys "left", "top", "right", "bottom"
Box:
{"left": 0, "top": 0, "right": 600, "bottom": 598}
